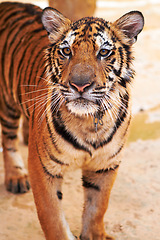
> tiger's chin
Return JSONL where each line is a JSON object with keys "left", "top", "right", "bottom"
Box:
{"left": 66, "top": 100, "right": 99, "bottom": 116}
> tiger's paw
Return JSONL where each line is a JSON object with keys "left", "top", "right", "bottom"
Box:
{"left": 105, "top": 234, "right": 115, "bottom": 240}
{"left": 80, "top": 233, "right": 115, "bottom": 240}
{"left": 5, "top": 167, "right": 30, "bottom": 194}
{"left": 4, "top": 150, "right": 30, "bottom": 194}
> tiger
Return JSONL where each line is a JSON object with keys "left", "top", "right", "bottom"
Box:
{"left": 0, "top": 2, "right": 144, "bottom": 240}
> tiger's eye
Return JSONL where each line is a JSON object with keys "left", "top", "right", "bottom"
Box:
{"left": 99, "top": 49, "right": 110, "bottom": 57}
{"left": 62, "top": 47, "right": 71, "bottom": 56}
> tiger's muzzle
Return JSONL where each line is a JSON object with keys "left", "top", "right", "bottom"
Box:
{"left": 69, "top": 63, "right": 95, "bottom": 93}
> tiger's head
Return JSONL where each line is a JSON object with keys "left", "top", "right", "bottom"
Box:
{"left": 42, "top": 8, "right": 144, "bottom": 116}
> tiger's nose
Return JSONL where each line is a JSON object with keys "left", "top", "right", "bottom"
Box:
{"left": 69, "top": 63, "right": 95, "bottom": 93}
{"left": 70, "top": 81, "right": 92, "bottom": 93}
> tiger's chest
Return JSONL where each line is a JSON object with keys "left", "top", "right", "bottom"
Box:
{"left": 43, "top": 105, "right": 131, "bottom": 172}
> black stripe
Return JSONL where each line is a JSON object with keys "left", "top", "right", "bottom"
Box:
{"left": 22, "top": 43, "right": 46, "bottom": 113}
{"left": 95, "top": 164, "right": 119, "bottom": 174}
{"left": 17, "top": 26, "right": 46, "bottom": 82}
{"left": 57, "top": 191, "right": 63, "bottom": 200}
{"left": 102, "top": 93, "right": 129, "bottom": 144}
{"left": 36, "top": 144, "right": 63, "bottom": 179}
{"left": 2, "top": 92, "right": 19, "bottom": 114}
{"left": 49, "top": 152, "right": 69, "bottom": 166}
{"left": 7, "top": 113, "right": 20, "bottom": 120}
{"left": 3, "top": 10, "right": 27, "bottom": 23}
{"left": 2, "top": 131, "right": 18, "bottom": 140}
{"left": 43, "top": 136, "right": 68, "bottom": 166}
{"left": 111, "top": 35, "right": 117, "bottom": 43}
{"left": 25, "top": 58, "right": 46, "bottom": 122}
{"left": 8, "top": 35, "right": 30, "bottom": 99}
{"left": 0, "top": 4, "right": 43, "bottom": 93}
{"left": 118, "top": 46, "right": 124, "bottom": 62}
{"left": 2, "top": 131, "right": 8, "bottom": 135}
{"left": 89, "top": 93, "right": 129, "bottom": 149}
{"left": 0, "top": 117, "right": 19, "bottom": 130}
{"left": 5, "top": 19, "right": 40, "bottom": 93}
{"left": 37, "top": 64, "right": 48, "bottom": 85}
{"left": 10, "top": 30, "right": 45, "bottom": 77}
{"left": 0, "top": 24, "right": 7, "bottom": 36}
{"left": 6, "top": 148, "right": 17, "bottom": 152}
{"left": 82, "top": 176, "right": 100, "bottom": 191}
{"left": 8, "top": 16, "right": 31, "bottom": 47}
{"left": 17, "top": 64, "right": 28, "bottom": 116}
{"left": 1, "top": 123, "right": 19, "bottom": 130}
{"left": 108, "top": 144, "right": 124, "bottom": 159}
{"left": 14, "top": 166, "right": 22, "bottom": 170}
{"left": 111, "top": 58, "right": 116, "bottom": 64}
{"left": 47, "top": 47, "right": 60, "bottom": 83}
{"left": 52, "top": 113, "right": 92, "bottom": 156}
{"left": 8, "top": 16, "right": 42, "bottom": 52}
{"left": 16, "top": 34, "right": 44, "bottom": 114}
{"left": 122, "top": 114, "right": 131, "bottom": 137}
{"left": 119, "top": 77, "right": 126, "bottom": 87}
{"left": 45, "top": 114, "right": 62, "bottom": 153}
{"left": 2, "top": 97, "right": 21, "bottom": 120}
{"left": 119, "top": 74, "right": 133, "bottom": 87}
{"left": 16, "top": 29, "right": 45, "bottom": 80}
{"left": 1, "top": 2, "right": 42, "bottom": 14}
{"left": 122, "top": 43, "right": 132, "bottom": 67}
{"left": 109, "top": 76, "right": 114, "bottom": 81}
{"left": 22, "top": 47, "right": 46, "bottom": 121}
{"left": 0, "top": 5, "right": 14, "bottom": 16}
{"left": 1, "top": 34, "right": 9, "bottom": 91}
{"left": 104, "top": 21, "right": 110, "bottom": 30}
{"left": 95, "top": 144, "right": 123, "bottom": 172}
{"left": 16, "top": 37, "right": 37, "bottom": 101}
{"left": 27, "top": 42, "right": 47, "bottom": 87}
{"left": 28, "top": 63, "right": 46, "bottom": 127}
{"left": 113, "top": 47, "right": 124, "bottom": 78}
{"left": 6, "top": 135, "right": 17, "bottom": 140}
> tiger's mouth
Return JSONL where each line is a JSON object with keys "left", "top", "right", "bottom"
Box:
{"left": 60, "top": 82, "right": 107, "bottom": 116}
{"left": 65, "top": 97, "right": 99, "bottom": 116}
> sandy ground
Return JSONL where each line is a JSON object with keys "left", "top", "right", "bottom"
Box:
{"left": 0, "top": 0, "right": 160, "bottom": 240}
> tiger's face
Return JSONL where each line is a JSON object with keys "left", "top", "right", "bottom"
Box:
{"left": 42, "top": 9, "right": 144, "bottom": 116}
{"left": 55, "top": 20, "right": 115, "bottom": 116}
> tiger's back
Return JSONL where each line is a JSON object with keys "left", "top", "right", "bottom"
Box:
{"left": 0, "top": 2, "right": 47, "bottom": 116}
{"left": 0, "top": 3, "right": 144, "bottom": 240}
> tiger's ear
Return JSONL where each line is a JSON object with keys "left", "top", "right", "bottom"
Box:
{"left": 114, "top": 11, "right": 144, "bottom": 44}
{"left": 42, "top": 7, "right": 71, "bottom": 43}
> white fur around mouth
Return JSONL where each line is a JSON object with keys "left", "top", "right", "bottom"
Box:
{"left": 66, "top": 99, "right": 99, "bottom": 116}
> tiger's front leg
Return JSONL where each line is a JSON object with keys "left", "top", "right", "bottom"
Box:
{"left": 81, "top": 167, "right": 119, "bottom": 240}
{"left": 28, "top": 131, "right": 75, "bottom": 240}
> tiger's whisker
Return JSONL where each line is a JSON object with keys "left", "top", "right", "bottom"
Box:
{"left": 20, "top": 88, "right": 50, "bottom": 96}
{"left": 20, "top": 92, "right": 48, "bottom": 105}
{"left": 37, "top": 76, "right": 53, "bottom": 85}
{"left": 26, "top": 95, "right": 47, "bottom": 111}
{"left": 39, "top": 92, "right": 62, "bottom": 124}
{"left": 105, "top": 95, "right": 128, "bottom": 113}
